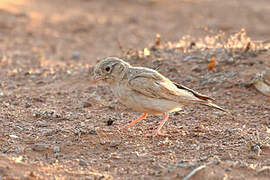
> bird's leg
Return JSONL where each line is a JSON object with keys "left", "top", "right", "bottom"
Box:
{"left": 153, "top": 112, "right": 169, "bottom": 136}
{"left": 125, "top": 113, "right": 148, "bottom": 129}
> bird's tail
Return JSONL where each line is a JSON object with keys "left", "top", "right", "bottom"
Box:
{"left": 173, "top": 83, "right": 228, "bottom": 113}
{"left": 202, "top": 101, "right": 227, "bottom": 112}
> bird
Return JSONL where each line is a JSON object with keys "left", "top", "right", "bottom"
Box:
{"left": 93, "top": 57, "right": 226, "bottom": 136}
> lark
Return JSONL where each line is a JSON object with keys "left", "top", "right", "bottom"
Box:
{"left": 94, "top": 57, "right": 226, "bottom": 136}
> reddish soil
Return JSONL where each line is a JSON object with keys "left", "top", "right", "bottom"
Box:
{"left": 0, "top": 0, "right": 270, "bottom": 179}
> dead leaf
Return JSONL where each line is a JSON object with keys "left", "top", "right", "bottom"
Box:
{"left": 144, "top": 48, "right": 151, "bottom": 56}
{"left": 155, "top": 33, "right": 161, "bottom": 46}
{"left": 243, "top": 42, "right": 251, "bottom": 53}
{"left": 208, "top": 57, "right": 215, "bottom": 71}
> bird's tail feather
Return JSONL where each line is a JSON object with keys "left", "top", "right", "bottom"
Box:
{"left": 202, "top": 101, "right": 227, "bottom": 112}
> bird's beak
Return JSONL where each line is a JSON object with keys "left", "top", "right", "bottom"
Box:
{"left": 92, "top": 73, "right": 103, "bottom": 83}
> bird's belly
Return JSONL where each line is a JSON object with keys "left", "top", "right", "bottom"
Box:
{"left": 112, "top": 85, "right": 182, "bottom": 114}
{"left": 131, "top": 96, "right": 182, "bottom": 114}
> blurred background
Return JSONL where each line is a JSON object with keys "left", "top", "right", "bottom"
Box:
{"left": 1, "top": 0, "right": 270, "bottom": 61}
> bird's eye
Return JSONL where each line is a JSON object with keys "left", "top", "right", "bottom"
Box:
{"left": 105, "top": 66, "right": 110, "bottom": 72}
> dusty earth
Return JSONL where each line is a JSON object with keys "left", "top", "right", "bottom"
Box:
{"left": 0, "top": 0, "right": 270, "bottom": 179}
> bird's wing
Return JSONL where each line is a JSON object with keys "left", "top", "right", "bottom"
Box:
{"left": 127, "top": 70, "right": 202, "bottom": 103}
{"left": 127, "top": 68, "right": 226, "bottom": 111}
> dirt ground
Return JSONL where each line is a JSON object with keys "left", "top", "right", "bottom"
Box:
{"left": 0, "top": 0, "right": 270, "bottom": 179}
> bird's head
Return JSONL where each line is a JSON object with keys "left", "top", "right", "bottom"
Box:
{"left": 93, "top": 57, "right": 131, "bottom": 84}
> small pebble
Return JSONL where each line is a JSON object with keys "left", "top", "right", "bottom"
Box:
{"left": 183, "top": 55, "right": 193, "bottom": 61}
{"left": 82, "top": 102, "right": 92, "bottom": 108}
{"left": 29, "top": 171, "right": 37, "bottom": 177}
{"left": 79, "top": 160, "right": 87, "bottom": 166}
{"left": 80, "top": 122, "right": 85, "bottom": 127}
{"left": 173, "top": 111, "right": 181, "bottom": 116}
{"left": 167, "top": 166, "right": 174, "bottom": 173}
{"left": 53, "top": 146, "right": 60, "bottom": 153}
{"left": 24, "top": 102, "right": 31, "bottom": 108}
{"left": 104, "top": 164, "right": 110, "bottom": 171}
{"left": 36, "top": 120, "right": 49, "bottom": 127}
{"left": 109, "top": 141, "right": 121, "bottom": 147}
{"left": 72, "top": 51, "right": 81, "bottom": 59}
{"left": 89, "top": 129, "right": 97, "bottom": 135}
{"left": 191, "top": 65, "right": 202, "bottom": 73}
{"left": 177, "top": 173, "right": 183, "bottom": 177}
{"left": 42, "top": 128, "right": 55, "bottom": 136}
{"left": 9, "top": 135, "right": 19, "bottom": 139}
{"left": 107, "top": 117, "right": 115, "bottom": 126}
{"left": 32, "top": 144, "right": 49, "bottom": 152}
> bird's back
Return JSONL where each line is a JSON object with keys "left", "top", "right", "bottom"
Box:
{"left": 125, "top": 66, "right": 225, "bottom": 112}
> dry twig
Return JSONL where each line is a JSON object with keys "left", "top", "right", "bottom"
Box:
{"left": 182, "top": 159, "right": 219, "bottom": 180}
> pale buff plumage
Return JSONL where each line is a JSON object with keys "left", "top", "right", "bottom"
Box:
{"left": 93, "top": 57, "right": 226, "bottom": 136}
{"left": 252, "top": 70, "right": 270, "bottom": 96}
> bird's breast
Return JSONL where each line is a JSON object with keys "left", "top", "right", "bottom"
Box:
{"left": 111, "top": 82, "right": 131, "bottom": 103}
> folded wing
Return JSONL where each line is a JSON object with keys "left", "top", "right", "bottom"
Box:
{"left": 127, "top": 70, "right": 207, "bottom": 105}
